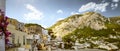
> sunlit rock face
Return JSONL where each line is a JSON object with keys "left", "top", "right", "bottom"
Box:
{"left": 49, "top": 12, "right": 120, "bottom": 50}
{"left": 50, "top": 12, "right": 107, "bottom": 39}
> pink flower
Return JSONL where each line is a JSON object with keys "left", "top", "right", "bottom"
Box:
{"left": 0, "top": 31, "right": 3, "bottom": 35}
{"left": 0, "top": 9, "right": 11, "bottom": 44}
{"left": 0, "top": 22, "right": 5, "bottom": 27}
{"left": 5, "top": 22, "right": 9, "bottom": 26}
{"left": 5, "top": 31, "right": 11, "bottom": 37}
{"left": 0, "top": 23, "right": 2, "bottom": 27}
{"left": 5, "top": 38, "right": 9, "bottom": 44}
{"left": 4, "top": 16, "right": 8, "bottom": 22}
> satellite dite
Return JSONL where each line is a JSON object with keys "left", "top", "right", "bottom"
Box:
{"left": 0, "top": 0, "right": 5, "bottom": 51}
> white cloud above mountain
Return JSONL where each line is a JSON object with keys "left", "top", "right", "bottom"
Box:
{"left": 71, "top": 12, "right": 79, "bottom": 15}
{"left": 24, "top": 4, "right": 43, "bottom": 21}
{"left": 79, "top": 2, "right": 109, "bottom": 12}
{"left": 57, "top": 18, "right": 64, "bottom": 21}
{"left": 57, "top": 9, "right": 63, "bottom": 14}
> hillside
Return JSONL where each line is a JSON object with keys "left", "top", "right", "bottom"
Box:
{"left": 49, "top": 12, "right": 120, "bottom": 50}
{"left": 50, "top": 12, "right": 107, "bottom": 38}
{"left": 7, "top": 18, "right": 43, "bottom": 34}
{"left": 24, "top": 23, "right": 43, "bottom": 34}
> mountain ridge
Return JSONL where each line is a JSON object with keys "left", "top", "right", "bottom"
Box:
{"left": 49, "top": 12, "right": 109, "bottom": 37}
{"left": 49, "top": 12, "right": 120, "bottom": 50}
{"left": 7, "top": 17, "right": 43, "bottom": 34}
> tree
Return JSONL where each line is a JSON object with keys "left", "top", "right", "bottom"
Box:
{"left": 47, "top": 28, "right": 56, "bottom": 40}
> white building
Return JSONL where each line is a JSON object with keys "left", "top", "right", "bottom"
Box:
{"left": 8, "top": 24, "right": 27, "bottom": 47}
{"left": 26, "top": 34, "right": 40, "bottom": 45}
{"left": 42, "top": 28, "right": 51, "bottom": 42}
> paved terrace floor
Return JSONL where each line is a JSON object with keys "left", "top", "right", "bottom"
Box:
{"left": 6, "top": 48, "right": 107, "bottom": 51}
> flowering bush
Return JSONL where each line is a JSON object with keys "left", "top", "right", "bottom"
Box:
{"left": 0, "top": 9, "right": 11, "bottom": 44}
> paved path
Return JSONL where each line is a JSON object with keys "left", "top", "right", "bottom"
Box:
{"left": 46, "top": 49, "right": 106, "bottom": 51}
{"left": 6, "top": 48, "right": 106, "bottom": 51}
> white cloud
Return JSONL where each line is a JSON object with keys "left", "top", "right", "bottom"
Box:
{"left": 57, "top": 9, "right": 63, "bottom": 14}
{"left": 79, "top": 2, "right": 109, "bottom": 12}
{"left": 111, "top": 0, "right": 119, "bottom": 10}
{"left": 41, "top": 24, "right": 48, "bottom": 28}
{"left": 57, "top": 18, "right": 64, "bottom": 21}
{"left": 71, "top": 12, "right": 79, "bottom": 15}
{"left": 112, "top": 0, "right": 119, "bottom": 2}
{"left": 111, "top": 3, "right": 118, "bottom": 10}
{"left": 24, "top": 4, "right": 43, "bottom": 21}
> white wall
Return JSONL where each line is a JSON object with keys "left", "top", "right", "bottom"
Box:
{"left": 26, "top": 34, "right": 40, "bottom": 39}
{"left": 7, "top": 24, "right": 27, "bottom": 46}
{"left": 42, "top": 29, "right": 51, "bottom": 42}
{"left": 42, "top": 29, "right": 48, "bottom": 35}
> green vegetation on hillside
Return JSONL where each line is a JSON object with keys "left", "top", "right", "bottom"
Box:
{"left": 49, "top": 12, "right": 120, "bottom": 49}
{"left": 49, "top": 14, "right": 83, "bottom": 29}
{"left": 109, "top": 16, "right": 120, "bottom": 23}
{"left": 62, "top": 21, "right": 120, "bottom": 43}
{"left": 24, "top": 23, "right": 41, "bottom": 27}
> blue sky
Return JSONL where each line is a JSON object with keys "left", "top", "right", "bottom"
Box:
{"left": 6, "top": 0, "right": 120, "bottom": 28}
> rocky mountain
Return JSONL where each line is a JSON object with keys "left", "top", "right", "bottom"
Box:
{"left": 24, "top": 23, "right": 43, "bottom": 34}
{"left": 7, "top": 18, "right": 43, "bottom": 34}
{"left": 50, "top": 12, "right": 107, "bottom": 38}
{"left": 49, "top": 12, "right": 120, "bottom": 50}
{"left": 7, "top": 18, "right": 20, "bottom": 26}
{"left": 7, "top": 18, "right": 25, "bottom": 31}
